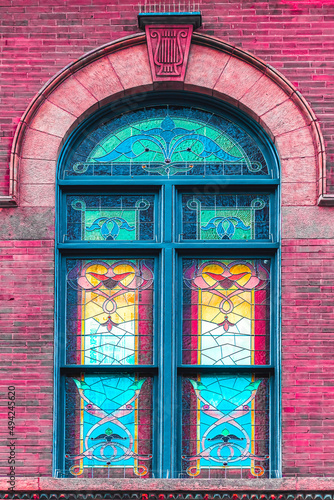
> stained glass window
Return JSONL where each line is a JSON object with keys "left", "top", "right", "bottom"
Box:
{"left": 65, "top": 374, "right": 153, "bottom": 478}
{"left": 181, "top": 194, "right": 270, "bottom": 241}
{"left": 58, "top": 100, "right": 278, "bottom": 479}
{"left": 66, "top": 259, "right": 154, "bottom": 366}
{"left": 181, "top": 374, "right": 269, "bottom": 478}
{"left": 62, "top": 107, "right": 270, "bottom": 178}
{"left": 66, "top": 195, "right": 155, "bottom": 241}
{"left": 182, "top": 259, "right": 270, "bottom": 366}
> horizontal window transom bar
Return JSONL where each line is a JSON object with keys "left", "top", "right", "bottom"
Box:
{"left": 178, "top": 365, "right": 275, "bottom": 373}
{"left": 60, "top": 365, "right": 159, "bottom": 374}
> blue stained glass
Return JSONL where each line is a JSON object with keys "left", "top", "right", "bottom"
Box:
{"left": 62, "top": 107, "right": 270, "bottom": 178}
{"left": 181, "top": 194, "right": 270, "bottom": 241}
{"left": 181, "top": 374, "right": 269, "bottom": 478}
{"left": 65, "top": 374, "right": 153, "bottom": 478}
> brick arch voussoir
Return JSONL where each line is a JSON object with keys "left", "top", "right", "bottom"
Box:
{"left": 3, "top": 32, "right": 325, "bottom": 208}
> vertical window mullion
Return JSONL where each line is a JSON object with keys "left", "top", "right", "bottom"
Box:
{"left": 160, "top": 183, "right": 175, "bottom": 477}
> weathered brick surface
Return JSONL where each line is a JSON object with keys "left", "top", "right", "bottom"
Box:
{"left": 281, "top": 239, "right": 334, "bottom": 476}
{"left": 0, "top": 240, "right": 54, "bottom": 477}
{"left": 1, "top": 0, "right": 334, "bottom": 483}
{"left": 1, "top": 1, "right": 334, "bottom": 194}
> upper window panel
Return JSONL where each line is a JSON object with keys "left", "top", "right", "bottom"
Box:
{"left": 66, "top": 195, "right": 155, "bottom": 242}
{"left": 61, "top": 107, "right": 272, "bottom": 178}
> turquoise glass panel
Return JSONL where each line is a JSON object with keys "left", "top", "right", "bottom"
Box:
{"left": 181, "top": 194, "right": 270, "bottom": 241}
{"left": 182, "top": 374, "right": 269, "bottom": 478}
{"left": 65, "top": 374, "right": 153, "bottom": 478}
{"left": 62, "top": 107, "right": 270, "bottom": 178}
{"left": 66, "top": 195, "right": 155, "bottom": 241}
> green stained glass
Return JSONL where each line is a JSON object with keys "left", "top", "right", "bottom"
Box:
{"left": 181, "top": 194, "right": 270, "bottom": 241}
{"left": 66, "top": 195, "right": 155, "bottom": 241}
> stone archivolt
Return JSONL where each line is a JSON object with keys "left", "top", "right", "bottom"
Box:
{"left": 1, "top": 31, "right": 324, "bottom": 209}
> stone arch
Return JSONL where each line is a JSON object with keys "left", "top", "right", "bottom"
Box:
{"left": 3, "top": 31, "right": 325, "bottom": 210}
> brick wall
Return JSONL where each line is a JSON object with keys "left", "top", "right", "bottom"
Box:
{"left": 1, "top": 0, "right": 334, "bottom": 195}
{"left": 0, "top": 241, "right": 54, "bottom": 476}
{"left": 1, "top": 0, "right": 334, "bottom": 482}
{"left": 282, "top": 239, "right": 334, "bottom": 476}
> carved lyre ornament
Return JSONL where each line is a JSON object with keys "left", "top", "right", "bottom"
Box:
{"left": 151, "top": 28, "right": 188, "bottom": 76}
{"left": 145, "top": 25, "right": 193, "bottom": 81}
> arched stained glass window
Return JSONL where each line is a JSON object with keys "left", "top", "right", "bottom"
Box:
{"left": 61, "top": 107, "right": 272, "bottom": 179}
{"left": 56, "top": 94, "right": 279, "bottom": 480}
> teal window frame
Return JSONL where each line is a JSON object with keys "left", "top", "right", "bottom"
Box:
{"left": 54, "top": 92, "right": 281, "bottom": 478}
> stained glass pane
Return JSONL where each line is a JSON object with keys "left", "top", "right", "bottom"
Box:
{"left": 181, "top": 374, "right": 269, "bottom": 478}
{"left": 65, "top": 195, "right": 155, "bottom": 241}
{"left": 65, "top": 374, "right": 153, "bottom": 478}
{"left": 66, "top": 259, "right": 154, "bottom": 365}
{"left": 62, "top": 107, "right": 270, "bottom": 178}
{"left": 182, "top": 259, "right": 270, "bottom": 365}
{"left": 181, "top": 194, "right": 270, "bottom": 241}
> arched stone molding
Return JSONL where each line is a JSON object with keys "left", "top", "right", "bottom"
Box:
{"left": 1, "top": 31, "right": 326, "bottom": 213}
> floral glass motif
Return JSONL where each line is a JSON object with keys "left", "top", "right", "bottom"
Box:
{"left": 66, "top": 259, "right": 154, "bottom": 365}
{"left": 182, "top": 259, "right": 270, "bottom": 365}
{"left": 181, "top": 374, "right": 269, "bottom": 478}
{"left": 65, "top": 374, "right": 153, "bottom": 478}
{"left": 66, "top": 195, "right": 155, "bottom": 241}
{"left": 62, "top": 107, "right": 269, "bottom": 178}
{"left": 182, "top": 194, "right": 270, "bottom": 241}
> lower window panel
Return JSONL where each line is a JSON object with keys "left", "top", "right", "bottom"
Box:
{"left": 181, "top": 373, "right": 270, "bottom": 478}
{"left": 65, "top": 373, "right": 153, "bottom": 478}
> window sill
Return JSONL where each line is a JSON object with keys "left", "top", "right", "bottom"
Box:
{"left": 2, "top": 477, "right": 334, "bottom": 495}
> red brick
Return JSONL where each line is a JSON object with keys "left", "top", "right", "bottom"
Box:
{"left": 1, "top": 0, "right": 334, "bottom": 482}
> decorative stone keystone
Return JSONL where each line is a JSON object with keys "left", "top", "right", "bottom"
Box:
{"left": 138, "top": 12, "right": 202, "bottom": 82}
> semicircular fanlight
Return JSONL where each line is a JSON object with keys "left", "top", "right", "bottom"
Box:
{"left": 63, "top": 107, "right": 270, "bottom": 177}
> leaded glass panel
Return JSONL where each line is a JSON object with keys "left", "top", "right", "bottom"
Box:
{"left": 181, "top": 374, "right": 269, "bottom": 478}
{"left": 62, "top": 107, "right": 270, "bottom": 178}
{"left": 181, "top": 194, "right": 270, "bottom": 241}
{"left": 182, "top": 259, "right": 270, "bottom": 365}
{"left": 66, "top": 259, "right": 154, "bottom": 365}
{"left": 65, "top": 374, "right": 153, "bottom": 478}
{"left": 66, "top": 195, "right": 155, "bottom": 241}
{"left": 59, "top": 99, "right": 278, "bottom": 479}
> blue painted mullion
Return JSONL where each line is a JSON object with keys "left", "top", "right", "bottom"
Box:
{"left": 159, "top": 183, "right": 175, "bottom": 477}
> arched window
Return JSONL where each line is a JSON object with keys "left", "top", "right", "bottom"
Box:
{"left": 56, "top": 93, "right": 279, "bottom": 479}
